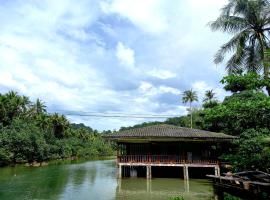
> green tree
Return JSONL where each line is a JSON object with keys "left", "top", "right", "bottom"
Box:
{"left": 182, "top": 89, "right": 198, "bottom": 128}
{"left": 32, "top": 98, "right": 46, "bottom": 115}
{"left": 203, "top": 90, "right": 216, "bottom": 102}
{"left": 209, "top": 0, "right": 270, "bottom": 94}
{"left": 203, "top": 90, "right": 219, "bottom": 109}
{"left": 223, "top": 129, "right": 270, "bottom": 171}
{"left": 48, "top": 114, "right": 70, "bottom": 139}
{"left": 0, "top": 91, "right": 30, "bottom": 126}
{"left": 203, "top": 90, "right": 270, "bottom": 135}
{"left": 221, "top": 72, "right": 268, "bottom": 92}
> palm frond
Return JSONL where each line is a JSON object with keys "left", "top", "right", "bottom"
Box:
{"left": 214, "top": 30, "right": 251, "bottom": 64}
{"left": 209, "top": 15, "right": 248, "bottom": 33}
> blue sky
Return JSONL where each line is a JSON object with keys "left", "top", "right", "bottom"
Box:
{"left": 0, "top": 0, "right": 229, "bottom": 130}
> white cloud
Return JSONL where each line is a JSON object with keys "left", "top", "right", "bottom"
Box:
{"left": 100, "top": 0, "right": 168, "bottom": 34}
{"left": 139, "top": 82, "right": 180, "bottom": 96}
{"left": 148, "top": 69, "right": 177, "bottom": 79}
{"left": 116, "top": 42, "right": 135, "bottom": 68}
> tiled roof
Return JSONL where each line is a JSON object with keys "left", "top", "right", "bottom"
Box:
{"left": 104, "top": 124, "right": 236, "bottom": 141}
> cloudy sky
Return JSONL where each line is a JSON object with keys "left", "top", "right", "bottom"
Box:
{"left": 0, "top": 0, "right": 229, "bottom": 131}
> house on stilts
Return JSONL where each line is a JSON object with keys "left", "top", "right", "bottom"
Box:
{"left": 104, "top": 124, "right": 236, "bottom": 179}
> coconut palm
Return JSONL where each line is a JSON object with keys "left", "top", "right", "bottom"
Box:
{"left": 182, "top": 89, "right": 198, "bottom": 128}
{"left": 32, "top": 98, "right": 46, "bottom": 114}
{"left": 203, "top": 90, "right": 216, "bottom": 102}
{"left": 49, "top": 113, "right": 70, "bottom": 139}
{"left": 209, "top": 0, "right": 270, "bottom": 94}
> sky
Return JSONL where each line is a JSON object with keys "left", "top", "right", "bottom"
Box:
{"left": 0, "top": 0, "right": 229, "bottom": 131}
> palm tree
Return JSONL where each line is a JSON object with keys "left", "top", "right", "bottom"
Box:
{"left": 182, "top": 89, "right": 198, "bottom": 128}
{"left": 49, "top": 113, "right": 70, "bottom": 139}
{"left": 209, "top": 0, "right": 270, "bottom": 94}
{"left": 32, "top": 98, "right": 46, "bottom": 114}
{"left": 203, "top": 90, "right": 216, "bottom": 103}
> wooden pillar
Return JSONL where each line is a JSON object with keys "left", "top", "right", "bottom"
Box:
{"left": 146, "top": 165, "right": 152, "bottom": 179}
{"left": 215, "top": 166, "right": 220, "bottom": 176}
{"left": 147, "top": 179, "right": 152, "bottom": 193}
{"left": 184, "top": 179, "right": 190, "bottom": 193}
{"left": 183, "top": 165, "right": 189, "bottom": 180}
{"left": 118, "top": 164, "right": 122, "bottom": 178}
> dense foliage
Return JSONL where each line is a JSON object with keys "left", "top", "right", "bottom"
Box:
{"left": 202, "top": 90, "right": 270, "bottom": 135}
{"left": 223, "top": 129, "right": 270, "bottom": 171}
{"left": 0, "top": 91, "right": 114, "bottom": 166}
{"left": 202, "top": 73, "right": 270, "bottom": 171}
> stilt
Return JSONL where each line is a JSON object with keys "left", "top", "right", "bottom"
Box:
{"left": 117, "top": 178, "right": 122, "bottom": 192}
{"left": 215, "top": 166, "right": 220, "bottom": 176}
{"left": 183, "top": 166, "right": 189, "bottom": 180}
{"left": 147, "top": 179, "right": 152, "bottom": 193}
{"left": 184, "top": 179, "right": 190, "bottom": 193}
{"left": 146, "top": 165, "right": 152, "bottom": 179}
{"left": 118, "top": 164, "right": 122, "bottom": 178}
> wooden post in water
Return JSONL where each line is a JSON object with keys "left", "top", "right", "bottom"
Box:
{"left": 118, "top": 164, "right": 122, "bottom": 178}
{"left": 146, "top": 165, "right": 152, "bottom": 179}
{"left": 214, "top": 166, "right": 220, "bottom": 176}
{"left": 183, "top": 166, "right": 189, "bottom": 180}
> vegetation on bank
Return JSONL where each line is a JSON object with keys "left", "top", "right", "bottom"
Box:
{"left": 0, "top": 92, "right": 114, "bottom": 167}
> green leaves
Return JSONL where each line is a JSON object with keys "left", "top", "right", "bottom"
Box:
{"left": 210, "top": 0, "right": 270, "bottom": 79}
{"left": 0, "top": 91, "right": 114, "bottom": 166}
{"left": 203, "top": 90, "right": 270, "bottom": 135}
{"left": 223, "top": 129, "right": 270, "bottom": 171}
{"left": 221, "top": 72, "right": 267, "bottom": 92}
{"left": 182, "top": 89, "right": 198, "bottom": 104}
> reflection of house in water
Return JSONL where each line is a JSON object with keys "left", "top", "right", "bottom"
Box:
{"left": 104, "top": 125, "right": 235, "bottom": 179}
{"left": 115, "top": 178, "right": 218, "bottom": 200}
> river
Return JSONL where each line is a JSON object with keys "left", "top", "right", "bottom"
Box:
{"left": 0, "top": 159, "right": 242, "bottom": 200}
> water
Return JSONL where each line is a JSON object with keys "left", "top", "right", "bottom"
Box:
{"left": 0, "top": 159, "right": 239, "bottom": 200}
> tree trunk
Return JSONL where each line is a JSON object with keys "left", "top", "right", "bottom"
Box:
{"left": 259, "top": 36, "right": 270, "bottom": 95}
{"left": 190, "top": 102, "right": 192, "bottom": 129}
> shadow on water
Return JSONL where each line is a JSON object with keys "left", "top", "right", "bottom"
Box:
{"left": 0, "top": 159, "right": 245, "bottom": 200}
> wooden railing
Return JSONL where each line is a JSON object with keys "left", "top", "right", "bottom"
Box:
{"left": 117, "top": 155, "right": 218, "bottom": 165}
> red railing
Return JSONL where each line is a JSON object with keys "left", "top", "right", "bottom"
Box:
{"left": 117, "top": 155, "right": 218, "bottom": 164}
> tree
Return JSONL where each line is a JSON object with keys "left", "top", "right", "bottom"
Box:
{"left": 203, "top": 90, "right": 219, "bottom": 109}
{"left": 203, "top": 90, "right": 270, "bottom": 135}
{"left": 203, "top": 90, "right": 216, "bottom": 102}
{"left": 0, "top": 91, "right": 31, "bottom": 126}
{"left": 209, "top": 0, "right": 270, "bottom": 94}
{"left": 182, "top": 89, "right": 198, "bottom": 128}
{"left": 32, "top": 98, "right": 46, "bottom": 115}
{"left": 48, "top": 114, "right": 70, "bottom": 139}
{"left": 222, "top": 129, "right": 270, "bottom": 171}
{"left": 220, "top": 72, "right": 267, "bottom": 92}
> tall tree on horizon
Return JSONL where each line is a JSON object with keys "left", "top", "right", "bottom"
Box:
{"left": 209, "top": 0, "right": 270, "bottom": 94}
{"left": 182, "top": 89, "right": 198, "bottom": 129}
{"left": 203, "top": 89, "right": 216, "bottom": 103}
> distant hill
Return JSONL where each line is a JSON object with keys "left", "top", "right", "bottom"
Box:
{"left": 119, "top": 116, "right": 196, "bottom": 131}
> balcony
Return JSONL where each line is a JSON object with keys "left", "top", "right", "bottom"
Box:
{"left": 117, "top": 155, "right": 218, "bottom": 165}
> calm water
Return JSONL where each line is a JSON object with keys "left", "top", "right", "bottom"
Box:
{"left": 0, "top": 159, "right": 238, "bottom": 200}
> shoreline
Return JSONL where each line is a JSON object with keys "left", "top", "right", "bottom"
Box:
{"left": 0, "top": 155, "right": 116, "bottom": 168}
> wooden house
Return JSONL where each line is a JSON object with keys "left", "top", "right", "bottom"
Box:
{"left": 104, "top": 124, "right": 236, "bottom": 179}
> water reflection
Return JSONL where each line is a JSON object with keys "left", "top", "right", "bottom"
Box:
{"left": 0, "top": 159, "right": 243, "bottom": 200}
{"left": 116, "top": 178, "right": 216, "bottom": 200}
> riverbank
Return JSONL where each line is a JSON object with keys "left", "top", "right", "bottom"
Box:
{"left": 3, "top": 155, "right": 117, "bottom": 168}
